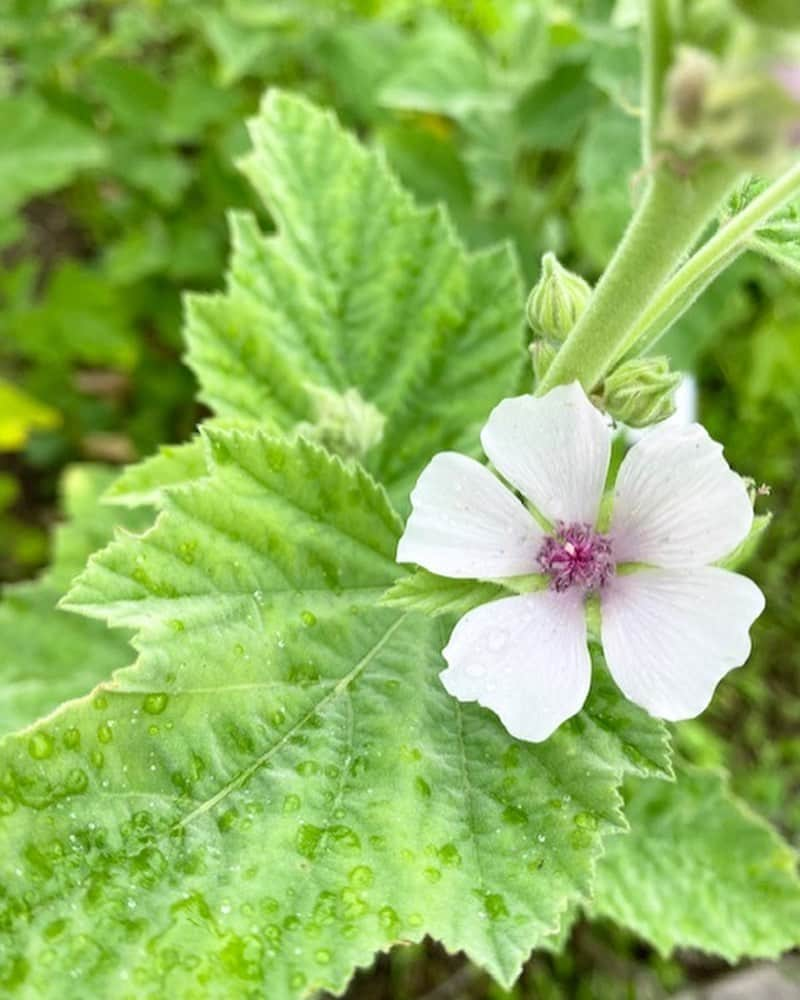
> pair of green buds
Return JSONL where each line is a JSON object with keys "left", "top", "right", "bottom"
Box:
{"left": 527, "top": 254, "right": 681, "bottom": 429}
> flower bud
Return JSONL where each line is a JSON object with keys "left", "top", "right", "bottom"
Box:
{"left": 529, "top": 339, "right": 558, "bottom": 386}
{"left": 602, "top": 357, "right": 682, "bottom": 429}
{"left": 526, "top": 252, "right": 592, "bottom": 343}
{"left": 661, "top": 46, "right": 800, "bottom": 168}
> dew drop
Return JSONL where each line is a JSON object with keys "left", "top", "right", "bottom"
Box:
{"left": 570, "top": 828, "right": 593, "bottom": 849}
{"left": 142, "top": 693, "right": 169, "bottom": 715}
{"left": 28, "top": 731, "right": 55, "bottom": 760}
{"left": 66, "top": 769, "right": 88, "bottom": 794}
{"left": 483, "top": 893, "right": 509, "bottom": 921}
{"left": 574, "top": 811, "right": 598, "bottom": 831}
{"left": 295, "top": 823, "right": 323, "bottom": 860}
{"left": 437, "top": 843, "right": 462, "bottom": 867}
{"left": 178, "top": 541, "right": 196, "bottom": 565}
{"left": 348, "top": 865, "right": 374, "bottom": 889}
{"left": 502, "top": 805, "right": 527, "bottom": 826}
{"left": 96, "top": 723, "right": 113, "bottom": 745}
{"left": 378, "top": 906, "right": 399, "bottom": 929}
{"left": 62, "top": 728, "right": 81, "bottom": 750}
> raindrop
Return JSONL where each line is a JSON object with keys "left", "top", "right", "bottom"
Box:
{"left": 142, "top": 693, "right": 169, "bottom": 715}
{"left": 62, "top": 728, "right": 81, "bottom": 751}
{"left": 28, "top": 731, "right": 55, "bottom": 760}
{"left": 573, "top": 811, "right": 598, "bottom": 831}
{"left": 96, "top": 723, "right": 113, "bottom": 745}
{"left": 348, "top": 865, "right": 374, "bottom": 889}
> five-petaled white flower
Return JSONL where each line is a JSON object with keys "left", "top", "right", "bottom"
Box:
{"left": 397, "top": 383, "right": 765, "bottom": 742}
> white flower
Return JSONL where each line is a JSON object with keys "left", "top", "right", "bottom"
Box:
{"left": 397, "top": 382, "right": 765, "bottom": 742}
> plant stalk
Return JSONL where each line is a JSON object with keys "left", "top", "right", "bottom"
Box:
{"left": 537, "top": 165, "right": 736, "bottom": 394}
{"left": 642, "top": 0, "right": 672, "bottom": 162}
{"left": 617, "top": 161, "right": 800, "bottom": 359}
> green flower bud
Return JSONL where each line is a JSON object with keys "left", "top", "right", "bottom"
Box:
{"left": 602, "top": 357, "right": 682, "bottom": 429}
{"left": 529, "top": 339, "right": 558, "bottom": 386}
{"left": 296, "top": 384, "right": 385, "bottom": 460}
{"left": 733, "top": 0, "right": 800, "bottom": 30}
{"left": 661, "top": 47, "right": 800, "bottom": 169}
{"left": 526, "top": 252, "right": 592, "bottom": 343}
{"left": 664, "top": 47, "right": 716, "bottom": 130}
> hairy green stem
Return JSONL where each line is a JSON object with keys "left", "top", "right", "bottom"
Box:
{"left": 642, "top": 0, "right": 672, "bottom": 161}
{"left": 618, "top": 160, "right": 800, "bottom": 360}
{"left": 537, "top": 165, "right": 736, "bottom": 394}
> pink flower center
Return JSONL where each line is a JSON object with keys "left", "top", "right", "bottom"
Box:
{"left": 537, "top": 521, "right": 615, "bottom": 593}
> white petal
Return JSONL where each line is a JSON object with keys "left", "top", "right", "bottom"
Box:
{"left": 397, "top": 452, "right": 543, "bottom": 579}
{"left": 611, "top": 423, "right": 753, "bottom": 567}
{"left": 601, "top": 567, "right": 765, "bottom": 721}
{"left": 480, "top": 383, "right": 610, "bottom": 527}
{"left": 441, "top": 590, "right": 591, "bottom": 742}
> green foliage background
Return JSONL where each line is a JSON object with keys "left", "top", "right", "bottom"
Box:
{"left": 1, "top": 1, "right": 799, "bottom": 997}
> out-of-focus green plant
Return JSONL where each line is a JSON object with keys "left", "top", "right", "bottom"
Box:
{"left": 0, "top": 0, "right": 649, "bottom": 583}
{"left": 1, "top": 2, "right": 800, "bottom": 998}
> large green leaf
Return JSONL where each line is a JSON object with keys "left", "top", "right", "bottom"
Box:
{"left": 592, "top": 765, "right": 800, "bottom": 959}
{"left": 0, "top": 466, "right": 149, "bottom": 736}
{"left": 184, "top": 90, "right": 526, "bottom": 509}
{"left": 0, "top": 430, "right": 671, "bottom": 998}
{"left": 0, "top": 93, "right": 105, "bottom": 215}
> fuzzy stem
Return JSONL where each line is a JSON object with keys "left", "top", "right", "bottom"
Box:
{"left": 642, "top": 0, "right": 672, "bottom": 161}
{"left": 617, "top": 161, "right": 800, "bottom": 359}
{"left": 537, "top": 165, "right": 736, "bottom": 394}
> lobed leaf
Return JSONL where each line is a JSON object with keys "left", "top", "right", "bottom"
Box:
{"left": 591, "top": 765, "right": 800, "bottom": 960}
{"left": 184, "top": 90, "right": 526, "bottom": 510}
{"left": 0, "top": 430, "right": 671, "bottom": 998}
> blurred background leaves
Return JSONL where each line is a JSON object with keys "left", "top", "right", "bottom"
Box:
{"left": 1, "top": 0, "right": 799, "bottom": 996}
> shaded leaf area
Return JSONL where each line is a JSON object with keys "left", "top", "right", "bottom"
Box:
{"left": 0, "top": 466, "right": 149, "bottom": 736}
{"left": 592, "top": 765, "right": 800, "bottom": 960}
{"left": 0, "top": 430, "right": 670, "bottom": 999}
{"left": 0, "top": 92, "right": 105, "bottom": 216}
{"left": 182, "top": 90, "right": 526, "bottom": 511}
